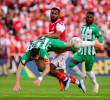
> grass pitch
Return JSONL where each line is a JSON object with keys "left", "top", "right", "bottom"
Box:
{"left": 0, "top": 75, "right": 110, "bottom": 100}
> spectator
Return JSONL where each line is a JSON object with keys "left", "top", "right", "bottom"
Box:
{"left": 0, "top": 34, "right": 9, "bottom": 76}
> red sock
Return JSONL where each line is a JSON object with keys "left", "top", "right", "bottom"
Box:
{"left": 67, "top": 74, "right": 76, "bottom": 84}
{"left": 59, "top": 80, "right": 64, "bottom": 91}
{"left": 53, "top": 70, "right": 67, "bottom": 81}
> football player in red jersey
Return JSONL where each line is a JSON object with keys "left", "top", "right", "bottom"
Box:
{"left": 38, "top": 7, "right": 79, "bottom": 91}
{"left": 42, "top": 7, "right": 72, "bottom": 90}
{"left": 39, "top": 7, "right": 66, "bottom": 40}
{"left": 48, "top": 7, "right": 66, "bottom": 41}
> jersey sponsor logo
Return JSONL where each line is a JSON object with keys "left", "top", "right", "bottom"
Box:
{"left": 82, "top": 57, "right": 110, "bottom": 76}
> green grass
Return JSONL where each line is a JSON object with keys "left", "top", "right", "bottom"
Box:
{"left": 0, "top": 75, "right": 110, "bottom": 100}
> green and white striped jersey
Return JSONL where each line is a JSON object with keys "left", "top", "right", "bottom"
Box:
{"left": 26, "top": 38, "right": 51, "bottom": 51}
{"left": 78, "top": 24, "right": 103, "bottom": 55}
{"left": 21, "top": 37, "right": 66, "bottom": 65}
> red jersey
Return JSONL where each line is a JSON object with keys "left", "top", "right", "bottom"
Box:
{"left": 49, "top": 19, "right": 67, "bottom": 54}
{"left": 49, "top": 19, "right": 66, "bottom": 41}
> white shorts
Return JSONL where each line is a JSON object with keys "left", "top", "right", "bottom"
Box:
{"left": 50, "top": 51, "right": 69, "bottom": 72}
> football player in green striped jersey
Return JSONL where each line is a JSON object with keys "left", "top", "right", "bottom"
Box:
{"left": 13, "top": 36, "right": 103, "bottom": 92}
{"left": 67, "top": 11, "right": 104, "bottom": 93}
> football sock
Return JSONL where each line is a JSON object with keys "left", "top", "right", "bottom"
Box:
{"left": 53, "top": 70, "right": 67, "bottom": 81}
{"left": 59, "top": 80, "right": 64, "bottom": 91}
{"left": 72, "top": 66, "right": 86, "bottom": 79}
{"left": 67, "top": 74, "right": 77, "bottom": 84}
{"left": 86, "top": 71, "right": 98, "bottom": 84}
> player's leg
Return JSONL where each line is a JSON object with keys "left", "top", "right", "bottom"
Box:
{"left": 81, "top": 40, "right": 104, "bottom": 51}
{"left": 49, "top": 38, "right": 67, "bottom": 51}
{"left": 50, "top": 65, "right": 86, "bottom": 93}
{"left": 57, "top": 52, "right": 86, "bottom": 93}
{"left": 85, "top": 55, "right": 99, "bottom": 93}
{"left": 56, "top": 51, "right": 79, "bottom": 91}
{"left": 67, "top": 52, "right": 86, "bottom": 79}
{"left": 59, "top": 80, "right": 64, "bottom": 91}
{"left": 50, "top": 52, "right": 72, "bottom": 91}
{"left": 50, "top": 63, "right": 71, "bottom": 91}
{"left": 50, "top": 64, "right": 67, "bottom": 81}
{"left": 50, "top": 62, "right": 86, "bottom": 93}
{"left": 55, "top": 51, "right": 69, "bottom": 72}
{"left": 68, "top": 37, "right": 104, "bottom": 50}
{"left": 66, "top": 73, "right": 86, "bottom": 93}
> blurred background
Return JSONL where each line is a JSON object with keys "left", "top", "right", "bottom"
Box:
{"left": 0, "top": 0, "right": 110, "bottom": 77}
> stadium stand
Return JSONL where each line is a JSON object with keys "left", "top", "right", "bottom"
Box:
{"left": 0, "top": 0, "right": 110, "bottom": 75}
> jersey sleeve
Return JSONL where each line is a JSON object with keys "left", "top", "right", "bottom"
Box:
{"left": 95, "top": 26, "right": 104, "bottom": 43}
{"left": 56, "top": 23, "right": 65, "bottom": 33}
{"left": 21, "top": 51, "right": 31, "bottom": 65}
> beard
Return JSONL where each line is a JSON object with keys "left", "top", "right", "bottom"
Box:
{"left": 51, "top": 17, "right": 57, "bottom": 23}
{"left": 86, "top": 20, "right": 93, "bottom": 25}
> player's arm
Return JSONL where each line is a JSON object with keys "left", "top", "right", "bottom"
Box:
{"left": 39, "top": 31, "right": 60, "bottom": 39}
{"left": 44, "top": 32, "right": 61, "bottom": 38}
{"left": 33, "top": 59, "right": 50, "bottom": 86}
{"left": 95, "top": 26, "right": 104, "bottom": 43}
{"left": 40, "top": 58, "right": 50, "bottom": 78}
{"left": 94, "top": 26, "right": 104, "bottom": 50}
{"left": 13, "top": 62, "right": 25, "bottom": 92}
{"left": 33, "top": 50, "right": 50, "bottom": 86}
{"left": 13, "top": 51, "right": 31, "bottom": 92}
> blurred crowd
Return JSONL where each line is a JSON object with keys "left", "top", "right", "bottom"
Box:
{"left": 0, "top": 0, "right": 110, "bottom": 76}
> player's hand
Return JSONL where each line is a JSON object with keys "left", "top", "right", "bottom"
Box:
{"left": 94, "top": 40, "right": 104, "bottom": 51}
{"left": 13, "top": 83, "right": 21, "bottom": 92}
{"left": 33, "top": 79, "right": 42, "bottom": 86}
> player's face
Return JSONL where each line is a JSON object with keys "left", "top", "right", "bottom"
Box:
{"left": 86, "top": 14, "right": 94, "bottom": 24}
{"left": 50, "top": 9, "right": 60, "bottom": 23}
